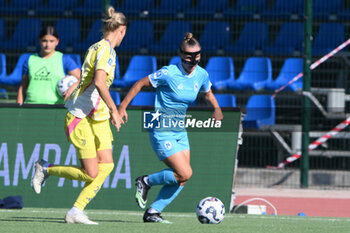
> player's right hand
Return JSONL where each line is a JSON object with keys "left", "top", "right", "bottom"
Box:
{"left": 118, "top": 107, "right": 128, "bottom": 123}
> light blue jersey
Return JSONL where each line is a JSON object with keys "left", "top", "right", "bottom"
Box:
{"left": 147, "top": 62, "right": 212, "bottom": 160}
{"left": 149, "top": 63, "right": 211, "bottom": 110}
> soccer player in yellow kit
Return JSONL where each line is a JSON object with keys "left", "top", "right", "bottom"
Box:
{"left": 31, "top": 6, "right": 127, "bottom": 225}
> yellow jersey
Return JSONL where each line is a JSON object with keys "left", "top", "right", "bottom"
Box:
{"left": 65, "top": 39, "right": 116, "bottom": 121}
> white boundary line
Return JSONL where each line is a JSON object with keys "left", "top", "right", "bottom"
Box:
{"left": 1, "top": 208, "right": 350, "bottom": 222}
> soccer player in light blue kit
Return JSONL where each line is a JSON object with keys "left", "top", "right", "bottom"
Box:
{"left": 118, "top": 32, "right": 223, "bottom": 223}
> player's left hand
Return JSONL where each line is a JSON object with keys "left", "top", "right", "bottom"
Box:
{"left": 110, "top": 109, "right": 124, "bottom": 132}
{"left": 212, "top": 108, "right": 223, "bottom": 121}
{"left": 118, "top": 106, "right": 128, "bottom": 123}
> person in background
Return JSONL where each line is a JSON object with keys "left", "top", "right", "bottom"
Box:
{"left": 17, "top": 25, "right": 80, "bottom": 105}
{"left": 118, "top": 32, "right": 223, "bottom": 223}
{"left": 31, "top": 6, "right": 127, "bottom": 225}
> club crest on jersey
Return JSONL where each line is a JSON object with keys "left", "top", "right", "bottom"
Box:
{"left": 164, "top": 141, "right": 172, "bottom": 150}
{"left": 154, "top": 70, "right": 163, "bottom": 79}
{"left": 177, "top": 83, "right": 184, "bottom": 90}
{"left": 194, "top": 82, "right": 199, "bottom": 91}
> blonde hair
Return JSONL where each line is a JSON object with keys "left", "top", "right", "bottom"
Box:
{"left": 180, "top": 32, "right": 200, "bottom": 51}
{"left": 102, "top": 6, "right": 127, "bottom": 35}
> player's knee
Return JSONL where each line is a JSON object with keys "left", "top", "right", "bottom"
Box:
{"left": 85, "top": 169, "right": 99, "bottom": 179}
{"left": 178, "top": 168, "right": 192, "bottom": 183}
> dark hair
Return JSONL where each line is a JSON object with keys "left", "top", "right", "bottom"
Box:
{"left": 179, "top": 32, "right": 200, "bottom": 51}
{"left": 38, "top": 26, "right": 59, "bottom": 40}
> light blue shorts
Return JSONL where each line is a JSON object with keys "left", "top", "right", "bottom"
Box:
{"left": 149, "top": 131, "right": 190, "bottom": 161}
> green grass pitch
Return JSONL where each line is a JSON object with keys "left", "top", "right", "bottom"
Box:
{"left": 1, "top": 208, "right": 350, "bottom": 233}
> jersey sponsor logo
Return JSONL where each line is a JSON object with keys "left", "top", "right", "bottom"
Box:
{"left": 164, "top": 141, "right": 172, "bottom": 150}
{"left": 194, "top": 82, "right": 199, "bottom": 92}
{"left": 107, "top": 58, "right": 113, "bottom": 66}
{"left": 35, "top": 66, "right": 50, "bottom": 77}
{"left": 33, "top": 67, "right": 51, "bottom": 81}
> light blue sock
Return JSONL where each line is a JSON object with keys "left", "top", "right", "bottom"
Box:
{"left": 148, "top": 168, "right": 177, "bottom": 186}
{"left": 151, "top": 184, "right": 184, "bottom": 212}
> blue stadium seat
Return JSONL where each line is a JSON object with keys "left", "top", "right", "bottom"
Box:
{"left": 73, "top": 20, "right": 102, "bottom": 52}
{"left": 265, "top": 58, "right": 303, "bottom": 92}
{"left": 0, "top": 0, "right": 6, "bottom": 8}
{"left": 0, "top": 53, "right": 32, "bottom": 86}
{"left": 35, "top": 0, "right": 79, "bottom": 15}
{"left": 110, "top": 91, "right": 121, "bottom": 105}
{"left": 225, "top": 22, "right": 268, "bottom": 55}
{"left": 0, "top": 18, "right": 41, "bottom": 51}
{"left": 223, "top": 0, "right": 268, "bottom": 19}
{"left": 117, "top": 0, "right": 154, "bottom": 17}
{"left": 0, "top": 88, "right": 7, "bottom": 99}
{"left": 0, "top": 0, "right": 42, "bottom": 15}
{"left": 214, "top": 93, "right": 236, "bottom": 107}
{"left": 149, "top": 0, "right": 191, "bottom": 18}
{"left": 338, "top": 6, "right": 350, "bottom": 20}
{"left": 312, "top": 23, "right": 345, "bottom": 56}
{"left": 115, "top": 56, "right": 121, "bottom": 82}
{"left": 55, "top": 19, "right": 81, "bottom": 52}
{"left": 66, "top": 54, "right": 82, "bottom": 69}
{"left": 149, "top": 21, "right": 191, "bottom": 53}
{"left": 117, "top": 20, "right": 154, "bottom": 53}
{"left": 205, "top": 57, "right": 235, "bottom": 90}
{"left": 169, "top": 56, "right": 181, "bottom": 65}
{"left": 263, "top": 22, "right": 303, "bottom": 56}
{"left": 113, "top": 55, "right": 157, "bottom": 88}
{"left": 131, "top": 92, "right": 156, "bottom": 106}
{"left": 0, "top": 53, "right": 6, "bottom": 82}
{"left": 227, "top": 57, "right": 272, "bottom": 91}
{"left": 261, "top": 0, "right": 304, "bottom": 19}
{"left": 184, "top": 0, "right": 228, "bottom": 18}
{"left": 199, "top": 21, "right": 231, "bottom": 54}
{"left": 313, "top": 0, "right": 343, "bottom": 20}
{"left": 73, "top": 0, "right": 116, "bottom": 16}
{"left": 243, "top": 95, "right": 275, "bottom": 129}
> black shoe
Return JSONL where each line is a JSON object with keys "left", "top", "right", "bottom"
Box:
{"left": 135, "top": 176, "right": 150, "bottom": 209}
{"left": 143, "top": 209, "right": 171, "bottom": 224}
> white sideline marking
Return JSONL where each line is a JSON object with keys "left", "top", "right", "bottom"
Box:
{"left": 0, "top": 208, "right": 349, "bottom": 222}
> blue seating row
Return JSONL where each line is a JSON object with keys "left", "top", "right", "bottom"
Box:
{"left": 113, "top": 55, "right": 302, "bottom": 92}
{"left": 0, "top": 18, "right": 346, "bottom": 56}
{"left": 0, "top": 0, "right": 349, "bottom": 20}
{"left": 0, "top": 53, "right": 302, "bottom": 93}
{"left": 109, "top": 90, "right": 275, "bottom": 129}
{"left": 178, "top": 56, "right": 303, "bottom": 92}
{"left": 0, "top": 0, "right": 113, "bottom": 16}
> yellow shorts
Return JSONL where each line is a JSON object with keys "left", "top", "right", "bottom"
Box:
{"left": 64, "top": 112, "right": 113, "bottom": 159}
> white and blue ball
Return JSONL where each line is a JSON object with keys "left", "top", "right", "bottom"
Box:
{"left": 196, "top": 196, "right": 225, "bottom": 224}
{"left": 57, "top": 75, "right": 78, "bottom": 97}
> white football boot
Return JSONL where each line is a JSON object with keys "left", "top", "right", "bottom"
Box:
{"left": 32, "top": 159, "right": 49, "bottom": 194}
{"left": 65, "top": 211, "right": 98, "bottom": 225}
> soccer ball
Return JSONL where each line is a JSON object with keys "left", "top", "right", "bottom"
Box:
{"left": 196, "top": 196, "right": 225, "bottom": 224}
{"left": 57, "top": 75, "right": 78, "bottom": 97}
